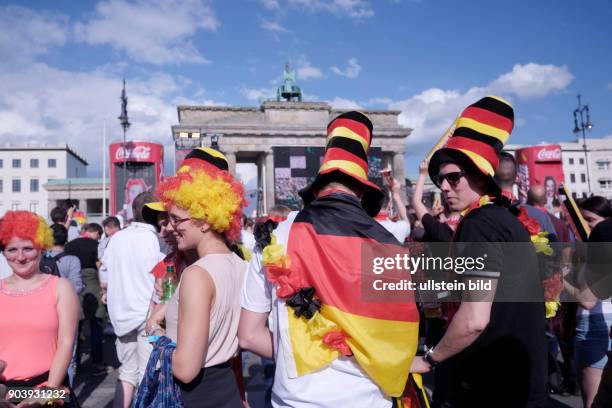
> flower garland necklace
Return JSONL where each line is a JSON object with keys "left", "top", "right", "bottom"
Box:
{"left": 255, "top": 219, "right": 352, "bottom": 357}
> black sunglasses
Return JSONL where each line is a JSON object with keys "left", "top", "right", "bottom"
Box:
{"left": 432, "top": 171, "right": 466, "bottom": 187}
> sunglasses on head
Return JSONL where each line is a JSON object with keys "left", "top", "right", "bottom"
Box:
{"left": 432, "top": 171, "right": 466, "bottom": 187}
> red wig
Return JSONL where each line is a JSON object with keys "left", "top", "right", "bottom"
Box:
{"left": 0, "top": 211, "right": 54, "bottom": 250}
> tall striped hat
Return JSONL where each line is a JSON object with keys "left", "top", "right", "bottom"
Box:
{"left": 143, "top": 147, "right": 230, "bottom": 227}
{"left": 299, "top": 111, "right": 384, "bottom": 216}
{"left": 428, "top": 96, "right": 514, "bottom": 190}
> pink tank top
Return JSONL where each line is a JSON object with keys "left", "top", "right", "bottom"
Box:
{"left": 165, "top": 253, "right": 246, "bottom": 368}
{"left": 0, "top": 275, "right": 60, "bottom": 382}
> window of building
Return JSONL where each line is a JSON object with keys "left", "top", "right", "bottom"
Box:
{"left": 30, "top": 158, "right": 39, "bottom": 168}
{"left": 572, "top": 192, "right": 577, "bottom": 199}
{"left": 12, "top": 179, "right": 20, "bottom": 193}
{"left": 0, "top": 159, "right": 3, "bottom": 168}
{"left": 579, "top": 158, "right": 585, "bottom": 165}
{"left": 29, "top": 201, "right": 39, "bottom": 213}
{"left": 569, "top": 158, "right": 574, "bottom": 165}
{"left": 597, "top": 160, "right": 611, "bottom": 171}
{"left": 0, "top": 179, "right": 2, "bottom": 193}
{"left": 11, "top": 202, "right": 20, "bottom": 211}
{"left": 581, "top": 173, "right": 586, "bottom": 183}
{"left": 12, "top": 159, "right": 21, "bottom": 168}
{"left": 599, "top": 179, "right": 612, "bottom": 190}
{"left": 48, "top": 158, "right": 57, "bottom": 168}
{"left": 30, "top": 178, "right": 39, "bottom": 192}
{"left": 570, "top": 173, "right": 576, "bottom": 183}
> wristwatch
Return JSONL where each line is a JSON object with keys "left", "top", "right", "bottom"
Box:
{"left": 424, "top": 346, "right": 440, "bottom": 368}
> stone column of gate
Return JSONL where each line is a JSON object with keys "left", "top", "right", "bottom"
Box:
{"left": 392, "top": 149, "right": 406, "bottom": 196}
{"left": 224, "top": 148, "right": 237, "bottom": 175}
{"left": 264, "top": 149, "right": 275, "bottom": 212}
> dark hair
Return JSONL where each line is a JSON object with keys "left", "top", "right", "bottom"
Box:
{"left": 132, "top": 192, "right": 158, "bottom": 223}
{"left": 85, "top": 223, "right": 103, "bottom": 237}
{"left": 50, "top": 207, "right": 67, "bottom": 223}
{"left": 50, "top": 224, "right": 68, "bottom": 246}
{"left": 102, "top": 216, "right": 121, "bottom": 229}
{"left": 580, "top": 196, "right": 612, "bottom": 219}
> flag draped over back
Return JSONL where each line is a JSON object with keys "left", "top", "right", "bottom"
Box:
{"left": 284, "top": 192, "right": 419, "bottom": 397}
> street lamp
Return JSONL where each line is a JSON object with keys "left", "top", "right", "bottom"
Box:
{"left": 572, "top": 94, "right": 593, "bottom": 195}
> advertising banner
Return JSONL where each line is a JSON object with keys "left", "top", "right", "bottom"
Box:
{"left": 516, "top": 144, "right": 564, "bottom": 208}
{"left": 110, "top": 141, "right": 164, "bottom": 216}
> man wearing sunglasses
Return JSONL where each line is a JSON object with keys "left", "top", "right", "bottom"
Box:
{"left": 411, "top": 96, "right": 547, "bottom": 408}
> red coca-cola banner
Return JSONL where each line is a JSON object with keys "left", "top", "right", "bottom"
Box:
{"left": 109, "top": 141, "right": 164, "bottom": 216}
{"left": 516, "top": 144, "right": 565, "bottom": 208}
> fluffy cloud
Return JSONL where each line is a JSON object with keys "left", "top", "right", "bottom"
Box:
{"left": 261, "top": 0, "right": 281, "bottom": 9}
{"left": 259, "top": 18, "right": 289, "bottom": 35}
{"left": 239, "top": 86, "right": 277, "bottom": 102}
{"left": 387, "top": 63, "right": 574, "bottom": 165}
{"left": 331, "top": 57, "right": 362, "bottom": 79}
{"left": 74, "top": 0, "right": 219, "bottom": 65}
{"left": 296, "top": 57, "right": 323, "bottom": 80}
{"left": 487, "top": 63, "right": 574, "bottom": 100}
{"left": 329, "top": 97, "right": 362, "bottom": 109}
{"left": 289, "top": 0, "right": 374, "bottom": 19}
{"left": 0, "top": 5, "right": 69, "bottom": 62}
{"left": 0, "top": 5, "right": 227, "bottom": 176}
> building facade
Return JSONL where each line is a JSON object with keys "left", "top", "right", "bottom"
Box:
{"left": 44, "top": 178, "right": 109, "bottom": 224}
{"left": 0, "top": 145, "right": 88, "bottom": 218}
{"left": 171, "top": 101, "right": 412, "bottom": 213}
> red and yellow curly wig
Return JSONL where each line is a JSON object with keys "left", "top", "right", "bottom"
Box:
{"left": 156, "top": 167, "right": 247, "bottom": 242}
{"left": 0, "top": 211, "right": 54, "bottom": 250}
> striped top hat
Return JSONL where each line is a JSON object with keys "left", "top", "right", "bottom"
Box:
{"left": 143, "top": 147, "right": 230, "bottom": 227}
{"left": 428, "top": 95, "right": 514, "bottom": 192}
{"left": 299, "top": 111, "right": 384, "bottom": 216}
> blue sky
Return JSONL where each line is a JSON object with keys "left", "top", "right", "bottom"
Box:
{"left": 1, "top": 0, "right": 612, "bottom": 185}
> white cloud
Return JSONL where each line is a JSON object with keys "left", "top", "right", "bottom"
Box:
{"left": 296, "top": 57, "right": 323, "bottom": 80}
{"left": 261, "top": 0, "right": 281, "bottom": 9}
{"left": 0, "top": 5, "right": 69, "bottom": 62}
{"left": 0, "top": 5, "right": 228, "bottom": 176}
{"left": 487, "top": 63, "right": 574, "bottom": 100}
{"left": 259, "top": 18, "right": 289, "bottom": 34}
{"left": 74, "top": 0, "right": 219, "bottom": 65}
{"left": 329, "top": 97, "right": 362, "bottom": 109}
{"left": 239, "top": 86, "right": 277, "bottom": 102}
{"left": 366, "top": 97, "right": 393, "bottom": 106}
{"left": 388, "top": 63, "right": 574, "bottom": 156}
{"left": 331, "top": 57, "right": 362, "bottom": 79}
{"left": 288, "top": 0, "right": 374, "bottom": 19}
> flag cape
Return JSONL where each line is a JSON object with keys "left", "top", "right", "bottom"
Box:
{"left": 283, "top": 193, "right": 419, "bottom": 397}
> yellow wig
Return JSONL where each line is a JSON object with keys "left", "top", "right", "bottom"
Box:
{"left": 157, "top": 167, "right": 247, "bottom": 241}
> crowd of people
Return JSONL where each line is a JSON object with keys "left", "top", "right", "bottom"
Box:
{"left": 0, "top": 96, "right": 611, "bottom": 408}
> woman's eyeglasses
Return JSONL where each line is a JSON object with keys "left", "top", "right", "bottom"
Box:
{"left": 432, "top": 171, "right": 466, "bottom": 188}
{"left": 168, "top": 216, "right": 191, "bottom": 227}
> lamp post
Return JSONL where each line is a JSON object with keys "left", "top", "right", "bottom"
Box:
{"left": 573, "top": 94, "right": 593, "bottom": 195}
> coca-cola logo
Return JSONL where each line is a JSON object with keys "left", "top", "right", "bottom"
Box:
{"left": 115, "top": 145, "right": 151, "bottom": 161}
{"left": 536, "top": 147, "right": 561, "bottom": 161}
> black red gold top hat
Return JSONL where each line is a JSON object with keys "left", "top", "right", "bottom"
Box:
{"left": 428, "top": 96, "right": 514, "bottom": 191}
{"left": 299, "top": 111, "right": 384, "bottom": 216}
{"left": 143, "top": 147, "right": 230, "bottom": 227}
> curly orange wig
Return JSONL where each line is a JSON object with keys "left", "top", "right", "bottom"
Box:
{"left": 0, "top": 211, "right": 54, "bottom": 250}
{"left": 157, "top": 167, "right": 247, "bottom": 241}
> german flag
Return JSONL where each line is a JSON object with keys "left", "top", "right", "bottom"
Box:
{"left": 283, "top": 192, "right": 419, "bottom": 397}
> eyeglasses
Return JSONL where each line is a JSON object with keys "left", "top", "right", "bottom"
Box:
{"left": 432, "top": 171, "right": 466, "bottom": 188}
{"left": 168, "top": 216, "right": 191, "bottom": 228}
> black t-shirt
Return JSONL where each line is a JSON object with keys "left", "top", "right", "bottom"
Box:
{"left": 587, "top": 218, "right": 612, "bottom": 300}
{"left": 65, "top": 237, "right": 99, "bottom": 269}
{"left": 439, "top": 204, "right": 547, "bottom": 408}
{"left": 421, "top": 213, "right": 454, "bottom": 242}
